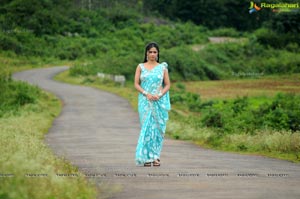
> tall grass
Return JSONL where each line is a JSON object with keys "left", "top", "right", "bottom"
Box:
{"left": 167, "top": 118, "right": 300, "bottom": 162}
{"left": 0, "top": 56, "right": 98, "bottom": 198}
{"left": 0, "top": 86, "right": 98, "bottom": 199}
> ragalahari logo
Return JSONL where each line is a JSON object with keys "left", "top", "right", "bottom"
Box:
{"left": 249, "top": 2, "right": 299, "bottom": 13}
{"left": 249, "top": 1, "right": 262, "bottom": 14}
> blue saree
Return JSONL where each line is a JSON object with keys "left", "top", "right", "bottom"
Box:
{"left": 135, "top": 62, "right": 171, "bottom": 166}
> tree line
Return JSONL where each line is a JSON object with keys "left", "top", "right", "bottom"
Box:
{"left": 1, "top": 0, "right": 299, "bottom": 33}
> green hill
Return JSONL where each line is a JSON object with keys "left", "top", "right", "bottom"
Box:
{"left": 1, "top": 0, "right": 300, "bottom": 81}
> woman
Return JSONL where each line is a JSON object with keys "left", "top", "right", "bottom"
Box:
{"left": 134, "top": 42, "right": 171, "bottom": 167}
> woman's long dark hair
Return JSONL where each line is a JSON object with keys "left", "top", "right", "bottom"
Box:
{"left": 143, "top": 42, "right": 159, "bottom": 63}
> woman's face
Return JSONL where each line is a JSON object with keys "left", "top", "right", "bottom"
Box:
{"left": 147, "top": 47, "right": 158, "bottom": 61}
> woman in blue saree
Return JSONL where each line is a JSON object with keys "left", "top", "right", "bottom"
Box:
{"left": 134, "top": 42, "right": 171, "bottom": 167}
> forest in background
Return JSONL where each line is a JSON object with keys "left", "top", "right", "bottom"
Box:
{"left": 0, "top": 0, "right": 299, "bottom": 81}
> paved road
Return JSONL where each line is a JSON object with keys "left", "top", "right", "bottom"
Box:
{"left": 13, "top": 66, "right": 300, "bottom": 199}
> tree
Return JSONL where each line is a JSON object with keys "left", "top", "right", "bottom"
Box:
{"left": 0, "top": 0, "right": 73, "bottom": 35}
{"left": 142, "top": 0, "right": 276, "bottom": 30}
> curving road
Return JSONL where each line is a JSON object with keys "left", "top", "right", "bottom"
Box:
{"left": 13, "top": 66, "right": 300, "bottom": 199}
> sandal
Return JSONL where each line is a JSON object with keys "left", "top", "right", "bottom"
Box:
{"left": 144, "top": 162, "right": 151, "bottom": 167}
{"left": 153, "top": 160, "right": 160, "bottom": 167}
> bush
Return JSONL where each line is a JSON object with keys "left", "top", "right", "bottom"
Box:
{"left": 0, "top": 32, "right": 23, "bottom": 54}
{"left": 255, "top": 27, "right": 300, "bottom": 49}
{"left": 200, "top": 40, "right": 300, "bottom": 77}
{"left": 0, "top": 80, "right": 41, "bottom": 117}
{"left": 170, "top": 85, "right": 201, "bottom": 112}
{"left": 202, "top": 110, "right": 223, "bottom": 128}
{"left": 200, "top": 94, "right": 300, "bottom": 134}
{"left": 163, "top": 46, "right": 223, "bottom": 81}
{"left": 209, "top": 27, "right": 242, "bottom": 37}
{"left": 256, "top": 93, "right": 300, "bottom": 131}
{"left": 69, "top": 63, "right": 96, "bottom": 76}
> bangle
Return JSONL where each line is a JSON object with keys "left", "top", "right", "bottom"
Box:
{"left": 142, "top": 90, "right": 148, "bottom": 95}
{"left": 158, "top": 92, "right": 163, "bottom": 97}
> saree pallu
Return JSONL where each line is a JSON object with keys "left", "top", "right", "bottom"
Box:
{"left": 135, "top": 62, "right": 171, "bottom": 165}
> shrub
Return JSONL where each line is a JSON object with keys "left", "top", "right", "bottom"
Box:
{"left": 170, "top": 85, "right": 201, "bottom": 112}
{"left": 200, "top": 93, "right": 300, "bottom": 134}
{"left": 0, "top": 80, "right": 41, "bottom": 117}
{"left": 260, "top": 93, "right": 300, "bottom": 131}
{"left": 255, "top": 27, "right": 300, "bottom": 49}
{"left": 0, "top": 33, "right": 23, "bottom": 54}
{"left": 202, "top": 110, "right": 223, "bottom": 128}
{"left": 175, "top": 82, "right": 186, "bottom": 91}
{"left": 209, "top": 27, "right": 242, "bottom": 37}
{"left": 163, "top": 46, "right": 222, "bottom": 81}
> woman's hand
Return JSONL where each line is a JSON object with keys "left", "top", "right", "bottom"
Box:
{"left": 152, "top": 95, "right": 160, "bottom": 101}
{"left": 146, "top": 94, "right": 160, "bottom": 101}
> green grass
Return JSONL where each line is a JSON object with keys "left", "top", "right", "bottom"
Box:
{"left": 55, "top": 68, "right": 300, "bottom": 163}
{"left": 0, "top": 54, "right": 101, "bottom": 198}
{"left": 183, "top": 74, "right": 300, "bottom": 100}
{"left": 0, "top": 88, "right": 98, "bottom": 199}
{"left": 0, "top": 52, "right": 73, "bottom": 74}
{"left": 166, "top": 103, "right": 300, "bottom": 163}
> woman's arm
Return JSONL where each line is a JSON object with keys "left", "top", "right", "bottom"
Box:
{"left": 161, "top": 69, "right": 171, "bottom": 96}
{"left": 134, "top": 65, "right": 144, "bottom": 93}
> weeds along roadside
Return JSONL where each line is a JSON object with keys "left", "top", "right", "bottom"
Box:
{"left": 0, "top": 58, "right": 98, "bottom": 199}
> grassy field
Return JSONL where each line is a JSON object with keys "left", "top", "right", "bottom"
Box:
{"left": 55, "top": 69, "right": 300, "bottom": 162}
{"left": 0, "top": 55, "right": 100, "bottom": 199}
{"left": 0, "top": 88, "right": 98, "bottom": 199}
{"left": 184, "top": 74, "right": 300, "bottom": 100}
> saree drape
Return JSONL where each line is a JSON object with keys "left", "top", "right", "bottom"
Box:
{"left": 135, "top": 62, "right": 171, "bottom": 165}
